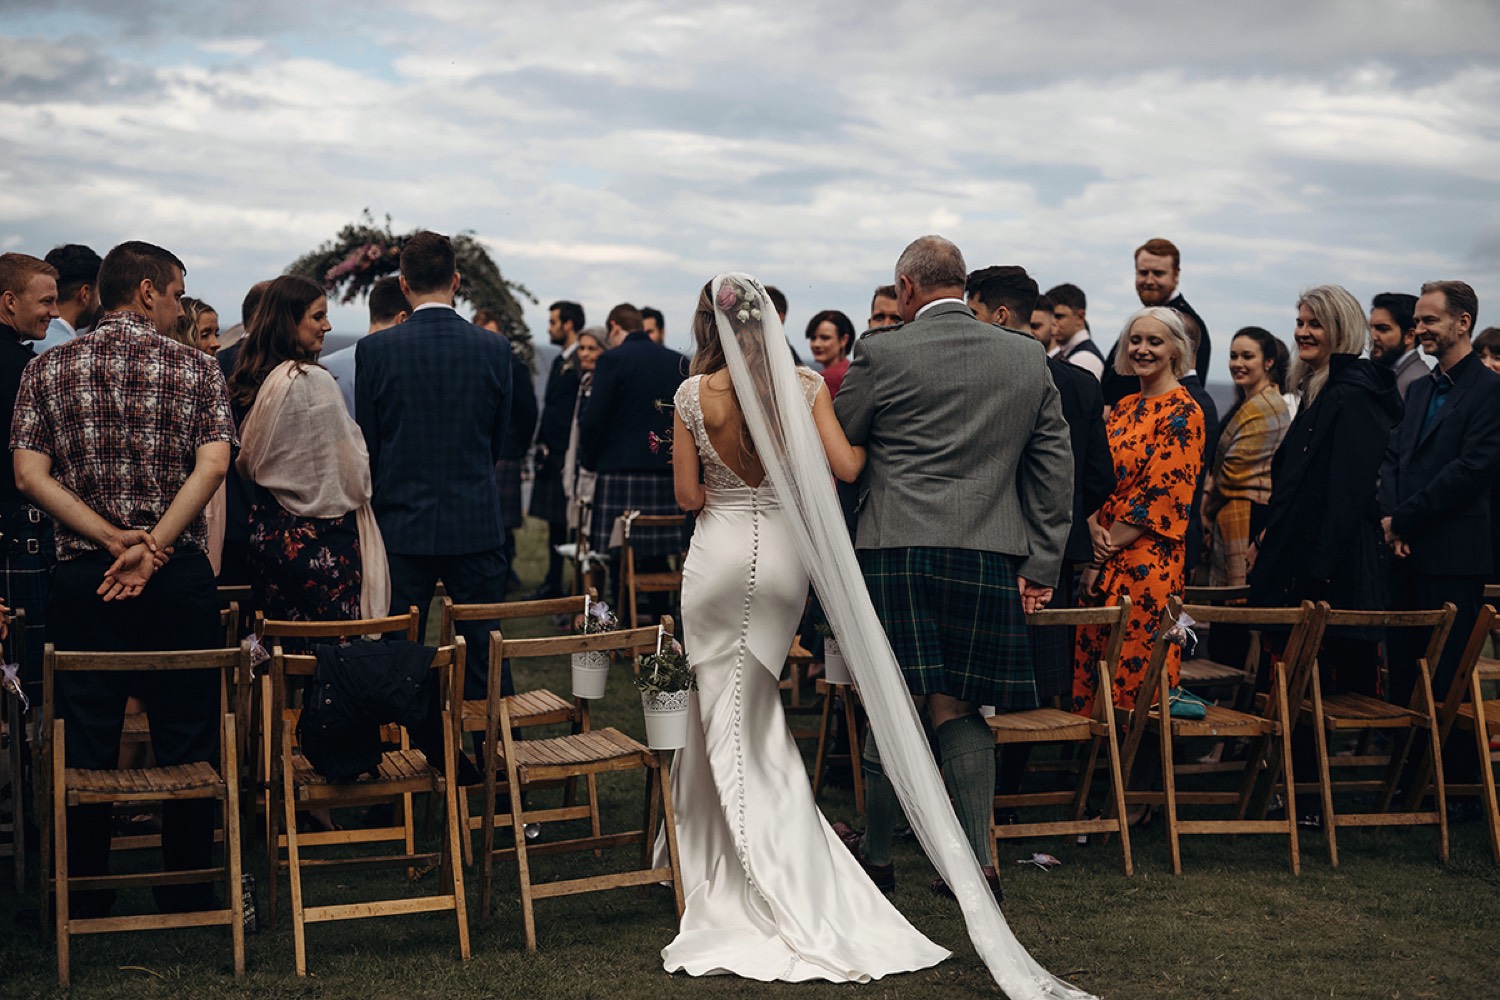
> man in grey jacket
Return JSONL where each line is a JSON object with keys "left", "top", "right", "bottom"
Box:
{"left": 834, "top": 235, "right": 1073, "bottom": 900}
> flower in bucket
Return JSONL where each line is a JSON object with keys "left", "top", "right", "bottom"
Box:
{"left": 634, "top": 640, "right": 697, "bottom": 697}
{"left": 577, "top": 598, "right": 618, "bottom": 635}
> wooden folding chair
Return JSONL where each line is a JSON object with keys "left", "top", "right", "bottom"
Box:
{"left": 1118, "top": 598, "right": 1320, "bottom": 874}
{"left": 109, "top": 604, "right": 242, "bottom": 855}
{"left": 480, "top": 621, "right": 684, "bottom": 950}
{"left": 272, "top": 640, "right": 469, "bottom": 975}
{"left": 1178, "top": 585, "right": 1258, "bottom": 706}
{"left": 255, "top": 608, "right": 422, "bottom": 926}
{"left": 43, "top": 642, "right": 248, "bottom": 986}
{"left": 439, "top": 592, "right": 592, "bottom": 862}
{"left": 1294, "top": 604, "right": 1456, "bottom": 866}
{"left": 1410, "top": 604, "right": 1499, "bottom": 862}
{"left": 988, "top": 600, "right": 1135, "bottom": 874}
{"left": 811, "top": 676, "right": 864, "bottom": 813}
{"left": 2, "top": 608, "right": 29, "bottom": 892}
{"left": 618, "top": 512, "right": 686, "bottom": 628}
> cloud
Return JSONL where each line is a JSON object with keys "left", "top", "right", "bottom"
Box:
{"left": 1, "top": 1, "right": 1497, "bottom": 375}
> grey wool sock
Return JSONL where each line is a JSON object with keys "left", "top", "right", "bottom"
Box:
{"left": 937, "top": 714, "right": 997, "bottom": 867}
{"left": 859, "top": 731, "right": 898, "bottom": 867}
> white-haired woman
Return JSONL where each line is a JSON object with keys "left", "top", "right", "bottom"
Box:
{"left": 1072, "top": 306, "right": 1205, "bottom": 718}
{"left": 1249, "top": 284, "right": 1402, "bottom": 697}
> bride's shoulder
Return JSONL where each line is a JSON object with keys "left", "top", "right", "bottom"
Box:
{"left": 793, "top": 365, "right": 825, "bottom": 402}
{"left": 673, "top": 374, "right": 702, "bottom": 411}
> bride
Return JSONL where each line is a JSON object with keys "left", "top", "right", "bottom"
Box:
{"left": 659, "top": 274, "right": 1096, "bottom": 998}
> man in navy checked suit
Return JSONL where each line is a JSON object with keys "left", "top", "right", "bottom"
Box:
{"left": 356, "top": 231, "right": 513, "bottom": 698}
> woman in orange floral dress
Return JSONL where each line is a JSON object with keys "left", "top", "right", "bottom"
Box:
{"left": 1072, "top": 307, "right": 1205, "bottom": 717}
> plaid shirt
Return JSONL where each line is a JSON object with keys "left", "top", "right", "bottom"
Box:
{"left": 10, "top": 310, "right": 237, "bottom": 559}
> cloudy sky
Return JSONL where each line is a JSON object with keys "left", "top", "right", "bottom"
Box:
{"left": 3, "top": 0, "right": 1499, "bottom": 385}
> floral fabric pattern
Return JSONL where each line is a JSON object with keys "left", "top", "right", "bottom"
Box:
{"left": 1073, "top": 386, "right": 1204, "bottom": 715}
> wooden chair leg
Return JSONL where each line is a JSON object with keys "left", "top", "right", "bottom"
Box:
{"left": 38, "top": 735, "right": 51, "bottom": 935}
{"left": 1414, "top": 661, "right": 1448, "bottom": 863}
{"left": 1309, "top": 671, "right": 1338, "bottom": 867}
{"left": 224, "top": 716, "right": 246, "bottom": 976}
{"left": 282, "top": 730, "right": 308, "bottom": 976}
{"left": 1160, "top": 722, "right": 1182, "bottom": 875}
{"left": 843, "top": 690, "right": 865, "bottom": 815}
{"left": 653, "top": 753, "right": 685, "bottom": 916}
{"left": 1474, "top": 672, "right": 1500, "bottom": 864}
{"left": 443, "top": 720, "right": 470, "bottom": 962}
{"left": 1098, "top": 664, "right": 1133, "bottom": 876}
{"left": 52, "top": 719, "right": 69, "bottom": 987}
{"left": 509, "top": 768, "right": 536, "bottom": 951}
{"left": 480, "top": 758, "right": 498, "bottom": 920}
{"left": 458, "top": 788, "right": 474, "bottom": 868}
{"left": 1270, "top": 664, "right": 1300, "bottom": 875}
{"left": 588, "top": 773, "right": 603, "bottom": 856}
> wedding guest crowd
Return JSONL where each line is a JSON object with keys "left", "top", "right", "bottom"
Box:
{"left": 4, "top": 222, "right": 1499, "bottom": 918}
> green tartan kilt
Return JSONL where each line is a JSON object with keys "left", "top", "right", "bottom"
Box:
{"left": 857, "top": 546, "right": 1037, "bottom": 711}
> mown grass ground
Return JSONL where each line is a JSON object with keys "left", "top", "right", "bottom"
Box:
{"left": 2, "top": 518, "right": 1498, "bottom": 998}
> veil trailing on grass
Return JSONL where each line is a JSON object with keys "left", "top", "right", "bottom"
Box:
{"left": 710, "top": 273, "right": 1096, "bottom": 1000}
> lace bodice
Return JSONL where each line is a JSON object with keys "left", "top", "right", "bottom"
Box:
{"left": 675, "top": 368, "right": 823, "bottom": 491}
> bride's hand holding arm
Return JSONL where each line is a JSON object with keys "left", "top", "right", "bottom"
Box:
{"left": 673, "top": 411, "right": 705, "bottom": 512}
{"left": 812, "top": 388, "right": 864, "bottom": 483}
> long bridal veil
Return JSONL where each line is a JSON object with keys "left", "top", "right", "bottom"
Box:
{"left": 710, "top": 273, "right": 1097, "bottom": 1000}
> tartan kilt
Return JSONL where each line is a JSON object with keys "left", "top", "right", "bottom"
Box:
{"left": 527, "top": 469, "right": 567, "bottom": 525}
{"left": 590, "top": 471, "right": 684, "bottom": 556}
{"left": 858, "top": 546, "right": 1037, "bottom": 710}
{"left": 494, "top": 458, "right": 525, "bottom": 530}
{"left": 1, "top": 521, "right": 56, "bottom": 691}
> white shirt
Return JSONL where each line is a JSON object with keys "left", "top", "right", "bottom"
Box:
{"left": 1056, "top": 329, "right": 1105, "bottom": 380}
{"left": 915, "top": 297, "right": 966, "bottom": 320}
{"left": 33, "top": 316, "right": 78, "bottom": 354}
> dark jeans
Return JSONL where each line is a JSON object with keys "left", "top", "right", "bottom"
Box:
{"left": 386, "top": 547, "right": 514, "bottom": 700}
{"left": 48, "top": 550, "right": 223, "bottom": 914}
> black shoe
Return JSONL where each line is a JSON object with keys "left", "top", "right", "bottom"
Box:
{"left": 525, "top": 583, "right": 563, "bottom": 601}
{"left": 831, "top": 821, "right": 895, "bottom": 894}
{"left": 931, "top": 867, "right": 1005, "bottom": 906}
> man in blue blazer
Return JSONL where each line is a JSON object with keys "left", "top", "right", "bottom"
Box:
{"left": 356, "top": 231, "right": 513, "bottom": 697}
{"left": 1380, "top": 280, "right": 1500, "bottom": 711}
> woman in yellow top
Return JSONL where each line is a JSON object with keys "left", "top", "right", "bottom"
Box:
{"left": 1203, "top": 327, "right": 1292, "bottom": 587}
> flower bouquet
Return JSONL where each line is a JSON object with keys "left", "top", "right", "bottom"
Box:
{"left": 571, "top": 595, "right": 618, "bottom": 700}
{"left": 634, "top": 640, "right": 696, "bottom": 749}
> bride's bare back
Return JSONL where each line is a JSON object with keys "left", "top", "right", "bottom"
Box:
{"left": 699, "top": 369, "right": 767, "bottom": 488}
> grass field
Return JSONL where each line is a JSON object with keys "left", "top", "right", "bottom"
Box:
{"left": 3, "top": 518, "right": 1498, "bottom": 998}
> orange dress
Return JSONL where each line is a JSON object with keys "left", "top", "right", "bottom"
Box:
{"left": 1072, "top": 386, "right": 1204, "bottom": 716}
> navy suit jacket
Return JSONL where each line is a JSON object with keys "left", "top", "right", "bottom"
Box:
{"left": 577, "top": 330, "right": 686, "bottom": 473}
{"left": 534, "top": 348, "right": 581, "bottom": 461}
{"left": 1379, "top": 351, "right": 1500, "bottom": 578}
{"left": 1048, "top": 355, "right": 1114, "bottom": 565}
{"left": 356, "top": 306, "right": 513, "bottom": 555}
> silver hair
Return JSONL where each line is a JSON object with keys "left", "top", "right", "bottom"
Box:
{"left": 894, "top": 235, "right": 967, "bottom": 292}
{"left": 1291, "top": 284, "right": 1366, "bottom": 405}
{"left": 576, "top": 325, "right": 608, "bottom": 350}
{"left": 1114, "top": 307, "right": 1193, "bottom": 379}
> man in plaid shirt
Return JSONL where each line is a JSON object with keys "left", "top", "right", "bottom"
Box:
{"left": 11, "top": 240, "right": 236, "bottom": 916}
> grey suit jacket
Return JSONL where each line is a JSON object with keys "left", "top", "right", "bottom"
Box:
{"left": 834, "top": 300, "right": 1074, "bottom": 586}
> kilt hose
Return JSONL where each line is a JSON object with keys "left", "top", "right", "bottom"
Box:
{"left": 858, "top": 546, "right": 1038, "bottom": 711}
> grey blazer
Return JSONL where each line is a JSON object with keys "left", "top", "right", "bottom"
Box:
{"left": 834, "top": 300, "right": 1074, "bottom": 586}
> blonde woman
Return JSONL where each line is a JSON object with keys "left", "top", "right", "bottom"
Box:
{"left": 1249, "top": 285, "right": 1402, "bottom": 694}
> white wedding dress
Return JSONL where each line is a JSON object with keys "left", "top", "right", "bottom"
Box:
{"left": 659, "top": 369, "right": 951, "bottom": 983}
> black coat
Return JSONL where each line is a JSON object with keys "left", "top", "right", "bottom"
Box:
{"left": 1180, "top": 372, "right": 1220, "bottom": 574}
{"left": 577, "top": 331, "right": 687, "bottom": 473}
{"left": 1378, "top": 351, "right": 1500, "bottom": 578}
{"left": 501, "top": 354, "right": 539, "bottom": 462}
{"left": 0, "top": 324, "right": 37, "bottom": 504}
{"left": 534, "top": 348, "right": 582, "bottom": 461}
{"left": 1048, "top": 355, "right": 1114, "bottom": 565}
{"left": 1250, "top": 355, "right": 1403, "bottom": 610}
